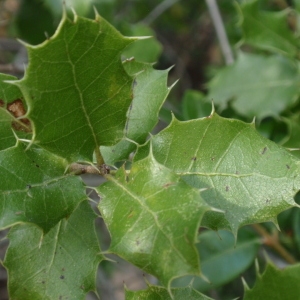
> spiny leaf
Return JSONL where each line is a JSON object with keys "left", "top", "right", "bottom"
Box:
{"left": 135, "top": 113, "right": 300, "bottom": 234}
{"left": 0, "top": 142, "right": 86, "bottom": 232}
{"left": 243, "top": 261, "right": 300, "bottom": 300}
{"left": 101, "top": 60, "right": 171, "bottom": 165}
{"left": 125, "top": 284, "right": 214, "bottom": 300}
{"left": 98, "top": 153, "right": 210, "bottom": 288}
{"left": 0, "top": 73, "right": 30, "bottom": 150}
{"left": 16, "top": 12, "right": 136, "bottom": 162}
{"left": 237, "top": 0, "right": 299, "bottom": 56}
{"left": 122, "top": 24, "right": 163, "bottom": 63}
{"left": 4, "top": 201, "right": 103, "bottom": 300}
{"left": 208, "top": 52, "right": 300, "bottom": 120}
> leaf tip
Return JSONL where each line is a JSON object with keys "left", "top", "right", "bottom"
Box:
{"left": 169, "top": 78, "right": 179, "bottom": 91}
{"left": 61, "top": 1, "right": 68, "bottom": 20}
{"left": 255, "top": 258, "right": 262, "bottom": 277}
{"left": 250, "top": 116, "right": 256, "bottom": 128}
{"left": 241, "top": 276, "right": 250, "bottom": 291}
{"left": 16, "top": 38, "right": 32, "bottom": 50}
{"left": 211, "top": 100, "right": 215, "bottom": 114}
{"left": 93, "top": 6, "right": 100, "bottom": 19}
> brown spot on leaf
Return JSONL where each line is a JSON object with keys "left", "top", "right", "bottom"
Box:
{"left": 191, "top": 157, "right": 197, "bottom": 161}
{"left": 7, "top": 99, "right": 26, "bottom": 117}
{"left": 163, "top": 182, "right": 175, "bottom": 188}
{"left": 225, "top": 186, "right": 229, "bottom": 192}
{"left": 0, "top": 99, "right": 4, "bottom": 107}
{"left": 261, "top": 147, "right": 267, "bottom": 155}
{"left": 60, "top": 275, "right": 64, "bottom": 279}
{"left": 7, "top": 99, "right": 31, "bottom": 132}
{"left": 211, "top": 157, "right": 215, "bottom": 161}
{"left": 286, "top": 165, "right": 290, "bottom": 169}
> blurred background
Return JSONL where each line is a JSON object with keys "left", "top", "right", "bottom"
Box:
{"left": 1, "top": 0, "right": 300, "bottom": 299}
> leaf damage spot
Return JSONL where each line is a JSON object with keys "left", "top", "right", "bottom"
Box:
{"left": 286, "top": 164, "right": 290, "bottom": 169}
{"left": 225, "top": 186, "right": 230, "bottom": 192}
{"left": 163, "top": 182, "right": 175, "bottom": 189}
{"left": 261, "top": 147, "right": 267, "bottom": 155}
{"left": 60, "top": 275, "right": 65, "bottom": 279}
{"left": 191, "top": 156, "right": 197, "bottom": 161}
{"left": 128, "top": 209, "right": 134, "bottom": 218}
{"left": 211, "top": 157, "right": 215, "bottom": 161}
{"left": 7, "top": 99, "right": 32, "bottom": 132}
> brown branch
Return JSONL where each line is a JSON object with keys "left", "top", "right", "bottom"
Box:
{"left": 68, "top": 163, "right": 110, "bottom": 176}
{"left": 252, "top": 223, "right": 297, "bottom": 264}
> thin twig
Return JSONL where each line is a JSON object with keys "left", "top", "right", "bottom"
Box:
{"left": 0, "top": 63, "right": 24, "bottom": 75}
{"left": 142, "top": 0, "right": 180, "bottom": 25}
{"left": 205, "top": 0, "right": 234, "bottom": 65}
{"left": 252, "top": 223, "right": 297, "bottom": 264}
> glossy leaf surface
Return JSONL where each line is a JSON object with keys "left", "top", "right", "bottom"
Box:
{"left": 98, "top": 153, "right": 210, "bottom": 287}
{"left": 136, "top": 113, "right": 300, "bottom": 234}
{"left": 101, "top": 60, "right": 170, "bottom": 165}
{"left": 0, "top": 142, "right": 86, "bottom": 232}
{"left": 17, "top": 12, "right": 136, "bottom": 161}
{"left": 4, "top": 201, "right": 102, "bottom": 300}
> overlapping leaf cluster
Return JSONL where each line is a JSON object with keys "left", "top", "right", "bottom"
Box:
{"left": 1, "top": 1, "right": 300, "bottom": 299}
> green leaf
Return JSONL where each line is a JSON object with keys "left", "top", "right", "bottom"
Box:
{"left": 237, "top": 0, "right": 299, "bottom": 56}
{"left": 16, "top": 12, "right": 136, "bottom": 161}
{"left": 125, "top": 284, "right": 214, "bottom": 300}
{"left": 97, "top": 153, "right": 210, "bottom": 288}
{"left": 0, "top": 142, "right": 86, "bottom": 232}
{"left": 281, "top": 113, "right": 300, "bottom": 158}
{"left": 243, "top": 262, "right": 300, "bottom": 300}
{"left": 101, "top": 60, "right": 170, "bottom": 165}
{"left": 181, "top": 90, "right": 211, "bottom": 121}
{"left": 122, "top": 24, "right": 163, "bottom": 63}
{"left": 4, "top": 201, "right": 103, "bottom": 300}
{"left": 0, "top": 74, "right": 29, "bottom": 150}
{"left": 172, "top": 228, "right": 259, "bottom": 292}
{"left": 208, "top": 52, "right": 300, "bottom": 120}
{"left": 195, "top": 229, "right": 259, "bottom": 291}
{"left": 136, "top": 113, "right": 300, "bottom": 234}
